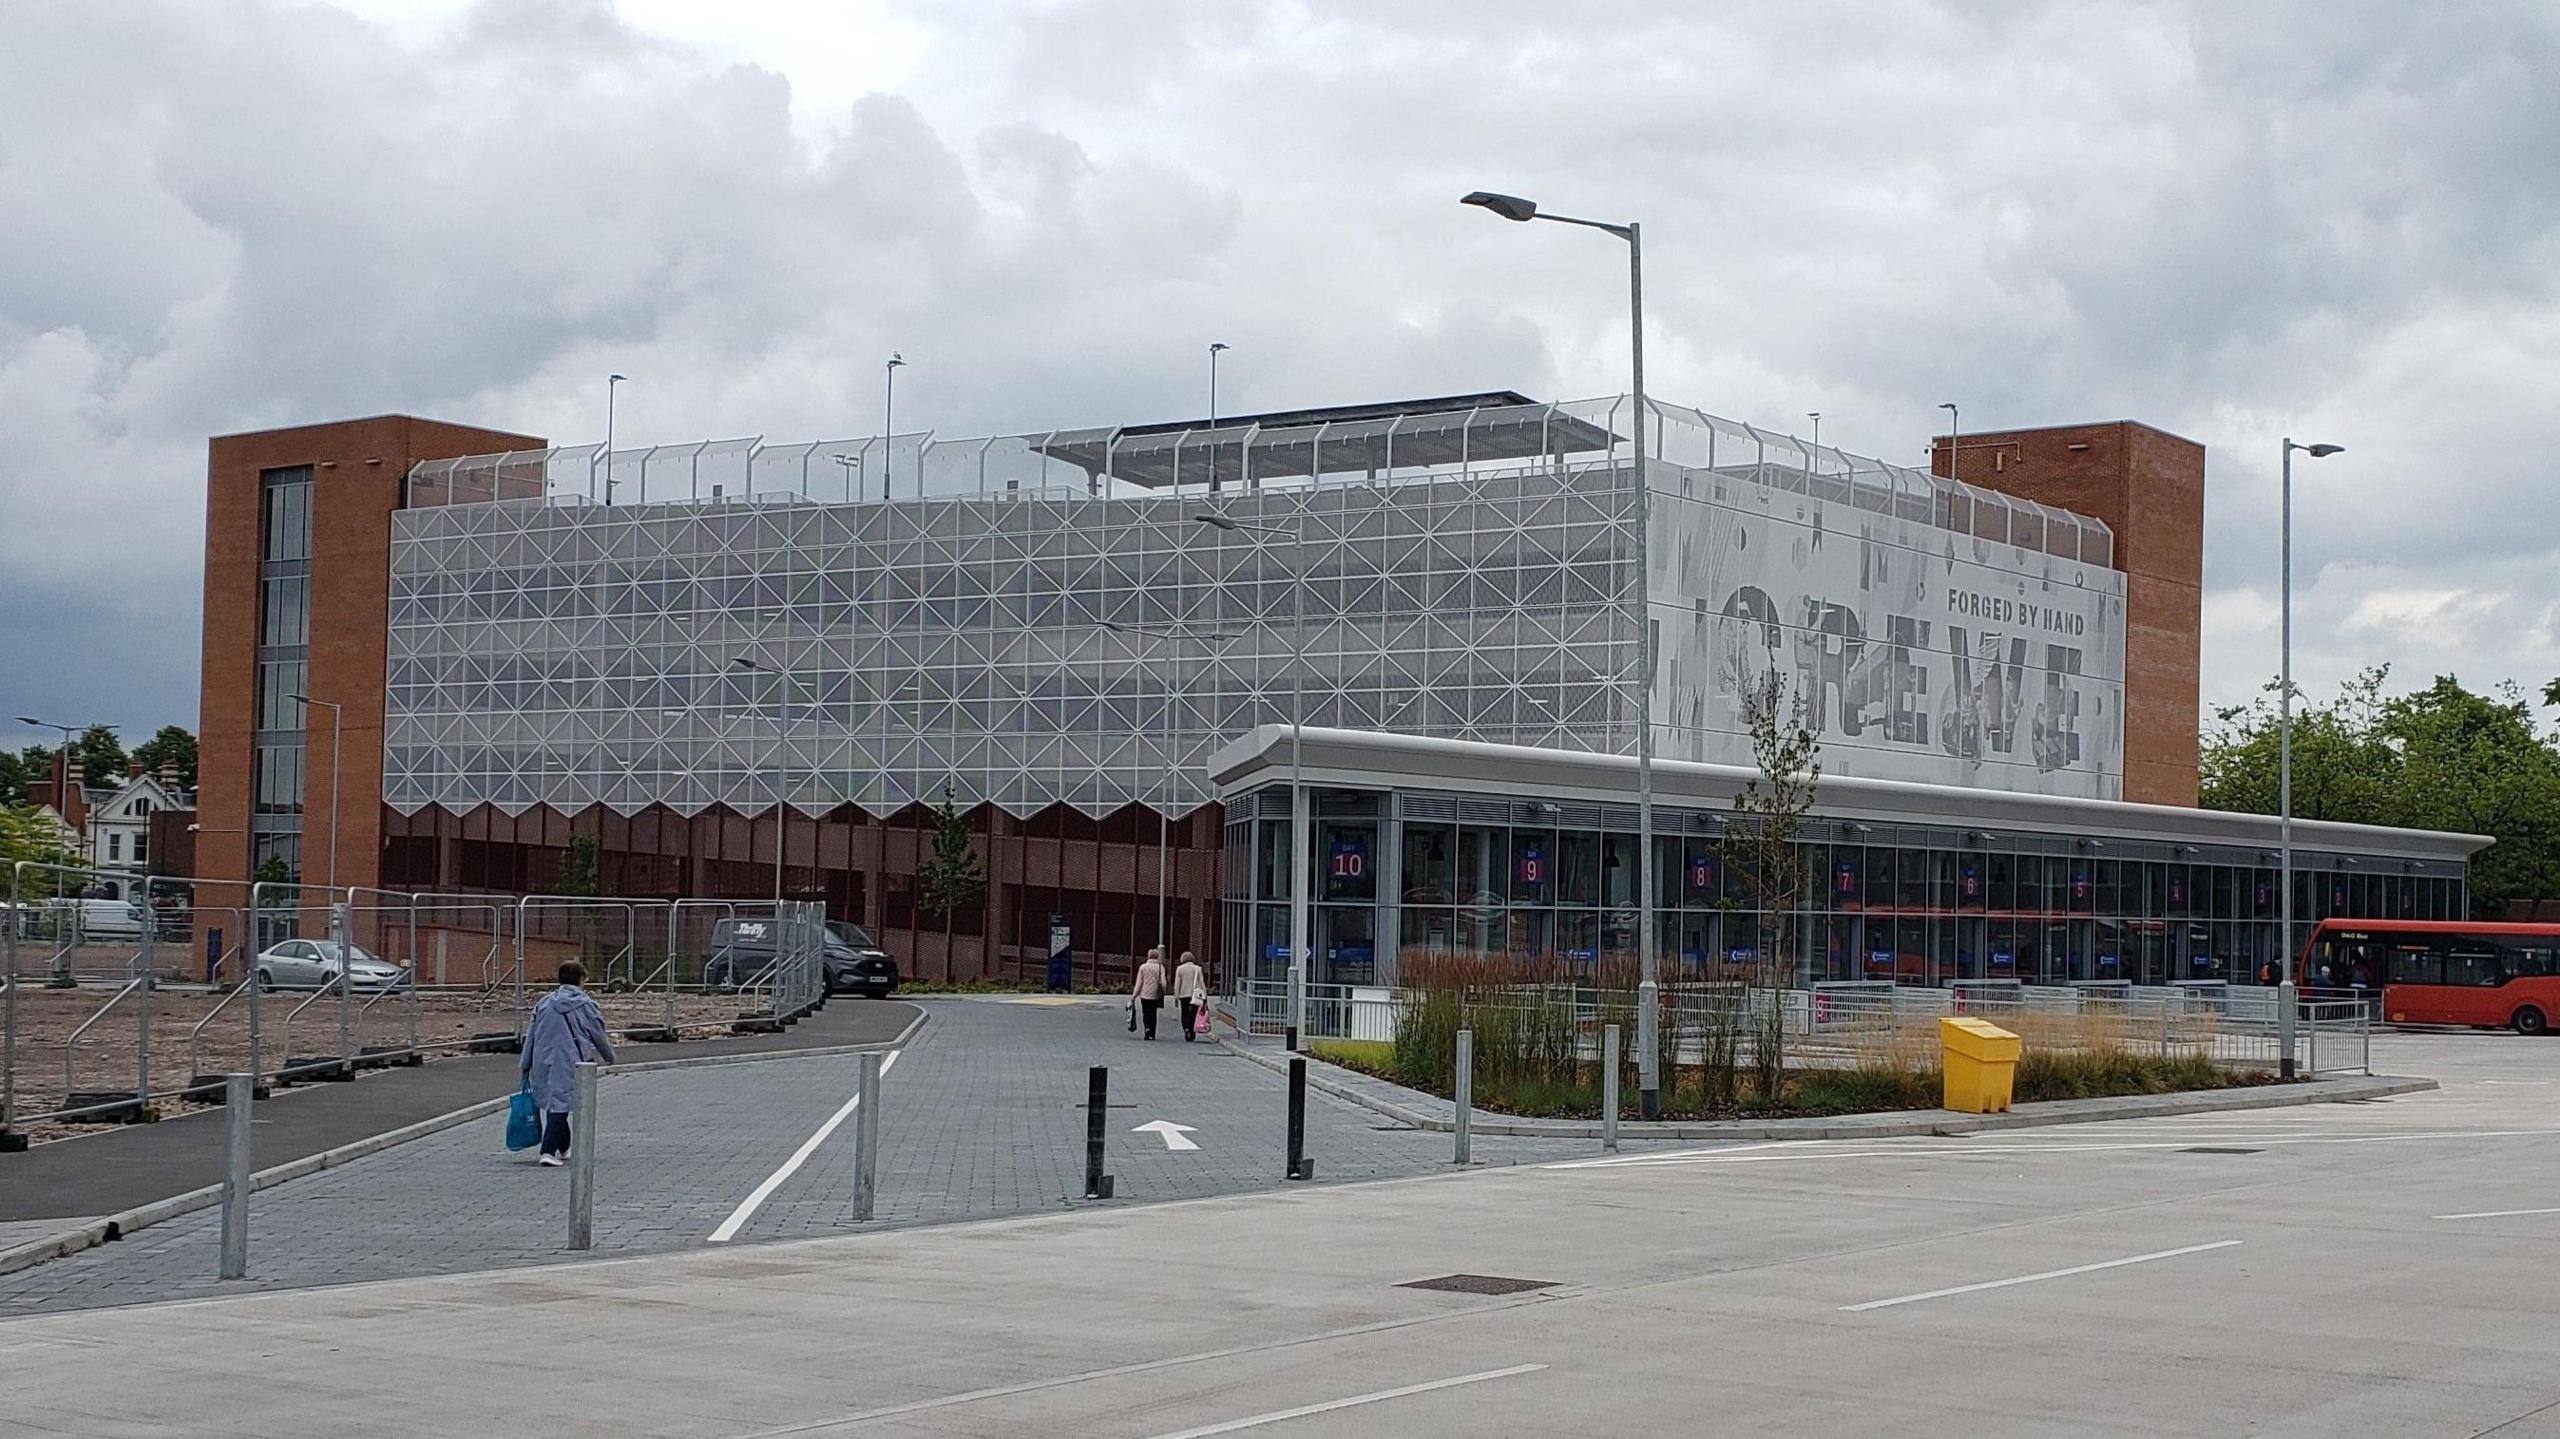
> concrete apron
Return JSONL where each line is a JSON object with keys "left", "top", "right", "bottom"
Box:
{"left": 1218, "top": 1036, "right": 2437, "bottom": 1141}
{"left": 0, "top": 1008, "right": 929, "bottom": 1281}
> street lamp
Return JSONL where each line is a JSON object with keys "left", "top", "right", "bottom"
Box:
{"left": 1195, "top": 509, "right": 1313, "bottom": 1048}
{"left": 881, "top": 354, "right": 907, "bottom": 503}
{"left": 2277, "top": 437, "right": 2344, "bottom": 1078}
{"left": 14, "top": 716, "right": 98, "bottom": 807}
{"left": 1207, "top": 342, "right": 1231, "bottom": 494}
{"left": 1462, "top": 188, "right": 1664, "bottom": 1118}
{"left": 1098, "top": 619, "right": 1244, "bottom": 960}
{"left": 1938, "top": 402, "right": 1959, "bottom": 477}
{"left": 832, "top": 453, "right": 862, "bottom": 503}
{"left": 730, "top": 657, "right": 818, "bottom": 908}
{"left": 284, "top": 695, "right": 342, "bottom": 893}
{"left": 602, "top": 374, "right": 627, "bottom": 504}
{"left": 286, "top": 693, "right": 348, "bottom": 1067}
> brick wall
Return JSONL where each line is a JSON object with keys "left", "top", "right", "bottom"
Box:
{"left": 1934, "top": 419, "right": 2205, "bottom": 806}
{"left": 199, "top": 417, "right": 544, "bottom": 896}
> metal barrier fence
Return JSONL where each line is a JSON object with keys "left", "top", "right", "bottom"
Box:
{"left": 1223, "top": 975, "right": 2375, "bottom": 1078}
{"left": 2, "top": 862, "right": 829, "bottom": 1143}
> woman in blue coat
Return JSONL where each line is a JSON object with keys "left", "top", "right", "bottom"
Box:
{"left": 521, "top": 960, "right": 617, "bottom": 1166}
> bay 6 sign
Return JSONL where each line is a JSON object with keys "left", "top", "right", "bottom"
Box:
{"left": 1650, "top": 481, "right": 2128, "bottom": 799}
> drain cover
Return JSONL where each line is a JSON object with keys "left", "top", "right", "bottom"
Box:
{"left": 1398, "top": 1274, "right": 1558, "bottom": 1296}
{"left": 2179, "top": 1146, "right": 2264, "bottom": 1155}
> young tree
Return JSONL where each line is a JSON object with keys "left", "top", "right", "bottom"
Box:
{"left": 76, "top": 725, "right": 128, "bottom": 789}
{"left": 131, "top": 726, "right": 199, "bottom": 789}
{"left": 554, "top": 833, "right": 599, "bottom": 897}
{"left": 916, "top": 785, "right": 986, "bottom": 917}
{"left": 1721, "top": 651, "right": 1822, "bottom": 1101}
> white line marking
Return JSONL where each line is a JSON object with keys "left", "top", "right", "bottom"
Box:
{"left": 1842, "top": 1240, "right": 2241, "bottom": 1312}
{"left": 708, "top": 1049, "right": 902, "bottom": 1242}
{"left": 2435, "top": 1206, "right": 2560, "bottom": 1221}
{"left": 1134, "top": 1119, "right": 1201, "bottom": 1151}
{"left": 1140, "top": 1364, "right": 1547, "bottom": 1439}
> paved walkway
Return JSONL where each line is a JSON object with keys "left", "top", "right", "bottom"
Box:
{"left": 0, "top": 1038, "right": 2549, "bottom": 1438}
{"left": 0, "top": 997, "right": 918, "bottom": 1226}
{"left": 0, "top": 997, "right": 1648, "bottom": 1316}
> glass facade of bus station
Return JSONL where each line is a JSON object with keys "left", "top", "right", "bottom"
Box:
{"left": 1220, "top": 785, "right": 2471, "bottom": 989}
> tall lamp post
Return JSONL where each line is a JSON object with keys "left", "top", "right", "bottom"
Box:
{"left": 880, "top": 354, "right": 907, "bottom": 502}
{"left": 2277, "top": 437, "right": 2344, "bottom": 1078}
{"left": 1207, "top": 343, "right": 1230, "bottom": 493}
{"left": 286, "top": 693, "right": 347, "bottom": 1066}
{"left": 1462, "top": 189, "right": 1662, "bottom": 1118}
{"left": 730, "top": 657, "right": 818, "bottom": 908}
{"left": 1099, "top": 620, "right": 1243, "bottom": 959}
{"left": 832, "top": 452, "right": 862, "bottom": 503}
{"left": 602, "top": 374, "right": 626, "bottom": 504}
{"left": 1194, "top": 510, "right": 1311, "bottom": 1048}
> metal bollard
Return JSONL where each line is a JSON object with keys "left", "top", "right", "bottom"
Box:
{"left": 852, "top": 1051, "right": 882, "bottom": 1220}
{"left": 1083, "top": 1066, "right": 1114, "bottom": 1199}
{"left": 568, "top": 1061, "right": 598, "bottom": 1250}
{"left": 1601, "top": 1023, "right": 1621, "bottom": 1153}
{"left": 1285, "top": 1057, "right": 1309, "bottom": 1181}
{"left": 219, "top": 1073, "right": 251, "bottom": 1279}
{"left": 1453, "top": 1029, "right": 1472, "bottom": 1166}
{"left": 2276, "top": 979, "right": 2298, "bottom": 1079}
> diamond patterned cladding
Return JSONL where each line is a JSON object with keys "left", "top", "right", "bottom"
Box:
{"left": 385, "top": 463, "right": 1646, "bottom": 821}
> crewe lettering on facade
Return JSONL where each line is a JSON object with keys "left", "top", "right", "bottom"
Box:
{"left": 1719, "top": 586, "right": 2090, "bottom": 777}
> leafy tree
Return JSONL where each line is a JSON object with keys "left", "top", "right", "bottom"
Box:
{"left": 131, "top": 726, "right": 199, "bottom": 789}
{"left": 2202, "top": 667, "right": 2560, "bottom": 918}
{"left": 2545, "top": 677, "right": 2559, "bottom": 709}
{"left": 76, "top": 725, "right": 127, "bottom": 789}
{"left": 916, "top": 785, "right": 986, "bottom": 917}
{"left": 554, "top": 833, "right": 599, "bottom": 898}
{"left": 0, "top": 749, "right": 23, "bottom": 807}
{"left": 0, "top": 805, "right": 76, "bottom": 894}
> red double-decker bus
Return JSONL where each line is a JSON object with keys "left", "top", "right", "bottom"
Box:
{"left": 2302, "top": 920, "right": 2560, "bottom": 1034}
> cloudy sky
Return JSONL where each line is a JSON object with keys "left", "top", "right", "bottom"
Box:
{"left": 4, "top": 0, "right": 2557, "bottom": 760}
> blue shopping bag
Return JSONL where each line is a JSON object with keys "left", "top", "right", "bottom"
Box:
{"left": 505, "top": 1083, "right": 541, "bottom": 1152}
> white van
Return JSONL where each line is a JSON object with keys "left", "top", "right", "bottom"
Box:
{"left": 53, "top": 898, "right": 146, "bottom": 942}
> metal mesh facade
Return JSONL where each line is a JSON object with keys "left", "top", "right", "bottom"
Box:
{"left": 384, "top": 397, "right": 2126, "bottom": 821}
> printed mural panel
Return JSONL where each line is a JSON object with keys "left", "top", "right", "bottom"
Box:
{"left": 1650, "top": 476, "right": 2127, "bottom": 799}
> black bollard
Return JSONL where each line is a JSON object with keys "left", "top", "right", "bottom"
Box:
{"left": 1285, "top": 1056, "right": 1310, "bottom": 1181}
{"left": 1084, "top": 1065, "right": 1114, "bottom": 1199}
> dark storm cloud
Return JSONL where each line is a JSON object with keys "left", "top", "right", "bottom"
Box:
{"left": 1, "top": 0, "right": 2554, "bottom": 753}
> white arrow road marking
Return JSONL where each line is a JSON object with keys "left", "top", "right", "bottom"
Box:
{"left": 1134, "top": 1119, "right": 1201, "bottom": 1151}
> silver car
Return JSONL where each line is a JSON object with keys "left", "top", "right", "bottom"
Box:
{"left": 252, "top": 939, "right": 413, "bottom": 993}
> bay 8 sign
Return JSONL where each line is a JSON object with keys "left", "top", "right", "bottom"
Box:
{"left": 1649, "top": 479, "right": 2128, "bottom": 800}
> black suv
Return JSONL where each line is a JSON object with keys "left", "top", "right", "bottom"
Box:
{"left": 703, "top": 918, "right": 901, "bottom": 998}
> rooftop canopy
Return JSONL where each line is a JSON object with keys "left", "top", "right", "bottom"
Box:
{"left": 1030, "top": 391, "right": 1620, "bottom": 490}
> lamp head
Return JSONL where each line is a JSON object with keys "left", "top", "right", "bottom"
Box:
{"left": 1193, "top": 512, "right": 1242, "bottom": 531}
{"left": 1461, "top": 190, "right": 1538, "bottom": 223}
{"left": 730, "top": 657, "right": 762, "bottom": 672}
{"left": 1938, "top": 402, "right": 1958, "bottom": 413}
{"left": 609, "top": 373, "right": 626, "bottom": 383}
{"left": 1209, "top": 342, "right": 1229, "bottom": 355}
{"left": 2306, "top": 443, "right": 2344, "bottom": 458}
{"left": 14, "top": 716, "right": 40, "bottom": 726}
{"left": 887, "top": 352, "right": 906, "bottom": 369}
